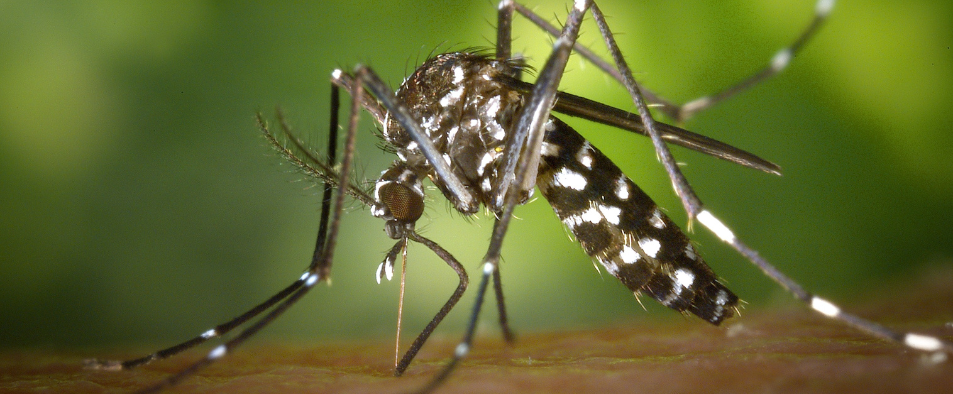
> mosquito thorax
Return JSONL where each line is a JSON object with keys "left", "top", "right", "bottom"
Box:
{"left": 382, "top": 52, "right": 527, "bottom": 215}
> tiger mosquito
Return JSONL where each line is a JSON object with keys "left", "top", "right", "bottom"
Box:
{"left": 86, "top": 0, "right": 953, "bottom": 392}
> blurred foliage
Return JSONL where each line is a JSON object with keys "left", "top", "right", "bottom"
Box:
{"left": 1, "top": 1, "right": 951, "bottom": 349}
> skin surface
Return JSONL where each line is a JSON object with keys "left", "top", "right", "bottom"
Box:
{"left": 6, "top": 266, "right": 951, "bottom": 394}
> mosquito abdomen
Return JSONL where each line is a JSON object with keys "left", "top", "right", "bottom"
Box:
{"left": 536, "top": 116, "right": 738, "bottom": 325}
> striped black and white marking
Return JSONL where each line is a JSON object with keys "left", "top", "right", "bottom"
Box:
{"left": 537, "top": 116, "right": 737, "bottom": 324}
{"left": 86, "top": 1, "right": 952, "bottom": 393}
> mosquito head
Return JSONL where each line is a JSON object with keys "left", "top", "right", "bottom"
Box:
{"left": 373, "top": 162, "right": 425, "bottom": 239}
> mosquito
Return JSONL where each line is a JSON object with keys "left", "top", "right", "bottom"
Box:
{"left": 86, "top": 0, "right": 952, "bottom": 392}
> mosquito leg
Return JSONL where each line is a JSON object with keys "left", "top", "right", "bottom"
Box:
{"left": 677, "top": 0, "right": 836, "bottom": 121}
{"left": 126, "top": 69, "right": 366, "bottom": 394}
{"left": 82, "top": 279, "right": 306, "bottom": 371}
{"left": 311, "top": 81, "right": 339, "bottom": 275}
{"left": 329, "top": 71, "right": 386, "bottom": 126}
{"left": 492, "top": 266, "right": 516, "bottom": 343}
{"left": 490, "top": 0, "right": 591, "bottom": 353}
{"left": 492, "top": 0, "right": 591, "bottom": 210}
{"left": 512, "top": 0, "right": 835, "bottom": 122}
{"left": 82, "top": 84, "right": 351, "bottom": 373}
{"left": 414, "top": 261, "right": 491, "bottom": 394}
{"left": 589, "top": 1, "right": 701, "bottom": 221}
{"left": 131, "top": 280, "right": 317, "bottom": 394}
{"left": 492, "top": 0, "right": 519, "bottom": 346}
{"left": 394, "top": 231, "right": 469, "bottom": 376}
{"left": 307, "top": 65, "right": 364, "bottom": 292}
{"left": 696, "top": 211, "right": 953, "bottom": 357}
{"left": 496, "top": 0, "right": 514, "bottom": 61}
{"left": 590, "top": 1, "right": 952, "bottom": 358}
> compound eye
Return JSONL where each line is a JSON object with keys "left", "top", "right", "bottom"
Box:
{"left": 378, "top": 182, "right": 424, "bottom": 223}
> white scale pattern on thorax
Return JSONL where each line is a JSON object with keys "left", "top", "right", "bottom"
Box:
{"left": 382, "top": 53, "right": 525, "bottom": 211}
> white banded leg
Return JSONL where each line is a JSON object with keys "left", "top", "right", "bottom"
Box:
{"left": 696, "top": 209, "right": 953, "bottom": 359}
{"left": 114, "top": 65, "right": 367, "bottom": 394}
{"left": 509, "top": 0, "right": 836, "bottom": 123}
{"left": 81, "top": 84, "right": 361, "bottom": 375}
{"left": 583, "top": 0, "right": 951, "bottom": 361}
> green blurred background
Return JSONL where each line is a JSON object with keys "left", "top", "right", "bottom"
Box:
{"left": 2, "top": 0, "right": 951, "bottom": 350}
